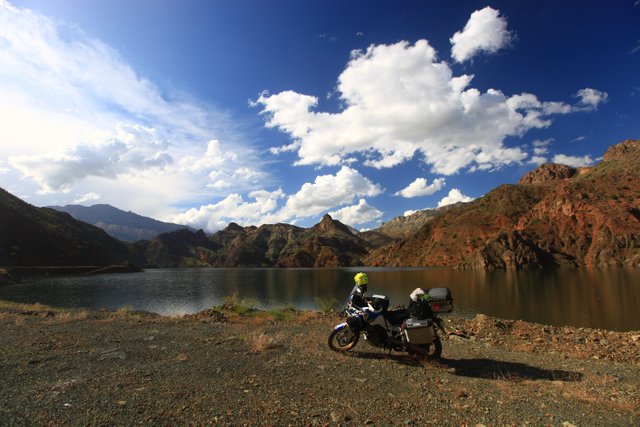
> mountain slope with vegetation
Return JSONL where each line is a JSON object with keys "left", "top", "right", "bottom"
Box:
{"left": 366, "top": 139, "right": 640, "bottom": 269}
{"left": 0, "top": 188, "right": 132, "bottom": 267}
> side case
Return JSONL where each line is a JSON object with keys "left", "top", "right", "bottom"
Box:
{"left": 403, "top": 318, "right": 435, "bottom": 344}
{"left": 427, "top": 287, "right": 453, "bottom": 313}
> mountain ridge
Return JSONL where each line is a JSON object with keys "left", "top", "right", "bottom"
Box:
{"left": 136, "top": 214, "right": 371, "bottom": 268}
{"left": 3, "top": 139, "right": 639, "bottom": 270}
{"left": 48, "top": 204, "right": 192, "bottom": 242}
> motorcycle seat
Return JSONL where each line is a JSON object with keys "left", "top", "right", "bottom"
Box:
{"left": 383, "top": 309, "right": 410, "bottom": 326}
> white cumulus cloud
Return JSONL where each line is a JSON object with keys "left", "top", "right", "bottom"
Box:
{"left": 73, "top": 192, "right": 100, "bottom": 204}
{"left": 328, "top": 199, "right": 383, "bottom": 227}
{"left": 575, "top": 88, "right": 609, "bottom": 110}
{"left": 552, "top": 154, "right": 596, "bottom": 167}
{"left": 437, "top": 189, "right": 475, "bottom": 207}
{"left": 255, "top": 39, "right": 587, "bottom": 176}
{"left": 395, "top": 177, "right": 446, "bottom": 198}
{"left": 169, "top": 166, "right": 383, "bottom": 232}
{"left": 170, "top": 189, "right": 286, "bottom": 232}
{"left": 10, "top": 123, "right": 172, "bottom": 193}
{"left": 450, "top": 7, "right": 513, "bottom": 63}
{"left": 276, "top": 166, "right": 383, "bottom": 222}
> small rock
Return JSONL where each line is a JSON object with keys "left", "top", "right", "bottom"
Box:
{"left": 176, "top": 353, "right": 189, "bottom": 362}
{"left": 99, "top": 349, "right": 126, "bottom": 360}
{"left": 330, "top": 412, "right": 342, "bottom": 423}
{"left": 455, "top": 390, "right": 469, "bottom": 399}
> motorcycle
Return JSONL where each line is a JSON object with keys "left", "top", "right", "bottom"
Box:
{"left": 327, "top": 289, "right": 452, "bottom": 359}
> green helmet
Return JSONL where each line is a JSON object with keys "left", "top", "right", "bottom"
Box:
{"left": 354, "top": 272, "right": 368, "bottom": 287}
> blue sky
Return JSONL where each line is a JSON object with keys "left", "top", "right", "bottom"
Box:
{"left": 1, "top": 0, "right": 639, "bottom": 232}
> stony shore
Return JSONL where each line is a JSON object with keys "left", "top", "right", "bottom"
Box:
{"left": 1, "top": 300, "right": 639, "bottom": 426}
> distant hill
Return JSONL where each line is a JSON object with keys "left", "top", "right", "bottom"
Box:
{"left": 366, "top": 139, "right": 640, "bottom": 269}
{"left": 48, "top": 204, "right": 192, "bottom": 242}
{"left": 137, "top": 214, "right": 371, "bottom": 268}
{"left": 0, "top": 189, "right": 133, "bottom": 267}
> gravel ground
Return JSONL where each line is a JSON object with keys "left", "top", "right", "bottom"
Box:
{"left": 1, "top": 301, "right": 639, "bottom": 426}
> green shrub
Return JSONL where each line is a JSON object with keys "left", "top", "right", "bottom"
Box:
{"left": 315, "top": 297, "right": 338, "bottom": 314}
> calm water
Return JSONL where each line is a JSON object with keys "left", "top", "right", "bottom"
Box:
{"left": 1, "top": 268, "right": 639, "bottom": 331}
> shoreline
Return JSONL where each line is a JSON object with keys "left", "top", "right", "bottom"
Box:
{"left": 2, "top": 299, "right": 639, "bottom": 363}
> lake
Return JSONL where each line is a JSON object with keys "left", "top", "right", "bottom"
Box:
{"left": 0, "top": 267, "right": 638, "bottom": 331}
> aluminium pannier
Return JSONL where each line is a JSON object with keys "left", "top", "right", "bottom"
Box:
{"left": 403, "top": 318, "right": 435, "bottom": 344}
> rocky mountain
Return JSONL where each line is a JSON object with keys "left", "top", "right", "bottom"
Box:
{"left": 137, "top": 214, "right": 370, "bottom": 268}
{"left": 0, "top": 188, "right": 133, "bottom": 267}
{"left": 361, "top": 204, "right": 456, "bottom": 247}
{"left": 48, "top": 204, "right": 191, "bottom": 242}
{"left": 366, "top": 139, "right": 640, "bottom": 269}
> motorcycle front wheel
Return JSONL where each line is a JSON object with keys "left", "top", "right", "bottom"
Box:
{"left": 328, "top": 326, "right": 359, "bottom": 352}
{"left": 408, "top": 337, "right": 442, "bottom": 360}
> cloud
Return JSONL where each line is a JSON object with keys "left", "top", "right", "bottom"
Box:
{"left": 276, "top": 166, "right": 383, "bottom": 222}
{"left": 395, "top": 177, "right": 446, "bottom": 198}
{"left": 552, "top": 154, "right": 595, "bottom": 167}
{"left": 529, "top": 156, "right": 548, "bottom": 166}
{"left": 255, "top": 39, "right": 590, "bottom": 176}
{"left": 0, "top": 1, "right": 261, "bottom": 217}
{"left": 528, "top": 138, "right": 552, "bottom": 164}
{"left": 169, "top": 166, "right": 383, "bottom": 232}
{"left": 328, "top": 199, "right": 383, "bottom": 227}
{"left": 450, "top": 7, "right": 513, "bottom": 63}
{"left": 73, "top": 192, "right": 100, "bottom": 204}
{"left": 575, "top": 88, "right": 608, "bottom": 110}
{"left": 437, "top": 188, "right": 474, "bottom": 207}
{"left": 10, "top": 123, "right": 172, "bottom": 193}
{"left": 532, "top": 138, "right": 553, "bottom": 148}
{"left": 170, "top": 189, "right": 286, "bottom": 232}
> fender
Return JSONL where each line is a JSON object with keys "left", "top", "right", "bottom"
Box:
{"left": 333, "top": 322, "right": 348, "bottom": 331}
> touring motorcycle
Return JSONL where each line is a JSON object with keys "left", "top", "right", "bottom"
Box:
{"left": 327, "top": 288, "right": 452, "bottom": 359}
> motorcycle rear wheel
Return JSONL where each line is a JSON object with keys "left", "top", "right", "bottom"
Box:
{"left": 408, "top": 337, "right": 442, "bottom": 360}
{"left": 328, "top": 326, "right": 359, "bottom": 352}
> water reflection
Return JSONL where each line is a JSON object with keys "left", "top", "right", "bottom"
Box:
{"left": 0, "top": 267, "right": 638, "bottom": 331}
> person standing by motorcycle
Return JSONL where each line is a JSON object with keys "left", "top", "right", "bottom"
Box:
{"left": 348, "top": 272, "right": 369, "bottom": 308}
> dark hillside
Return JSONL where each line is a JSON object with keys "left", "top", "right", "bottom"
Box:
{"left": 0, "top": 188, "right": 132, "bottom": 266}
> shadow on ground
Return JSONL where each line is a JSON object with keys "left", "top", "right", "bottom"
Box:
{"left": 343, "top": 351, "right": 583, "bottom": 382}
{"left": 440, "top": 357, "right": 583, "bottom": 382}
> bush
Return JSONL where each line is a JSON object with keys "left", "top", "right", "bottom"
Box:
{"left": 315, "top": 297, "right": 338, "bottom": 314}
{"left": 220, "top": 293, "right": 253, "bottom": 315}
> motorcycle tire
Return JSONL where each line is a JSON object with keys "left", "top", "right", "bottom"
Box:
{"left": 408, "top": 337, "right": 442, "bottom": 360}
{"left": 328, "top": 326, "right": 359, "bottom": 352}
